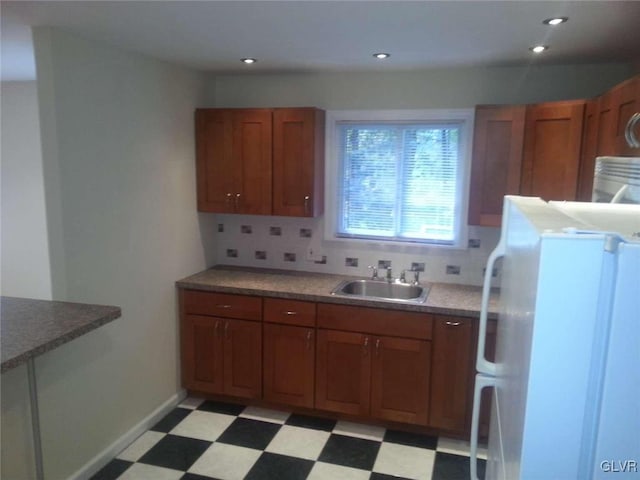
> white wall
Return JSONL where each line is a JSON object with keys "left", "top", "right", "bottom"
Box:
{"left": 1, "top": 81, "right": 52, "bottom": 299}
{"left": 1, "top": 27, "right": 213, "bottom": 480}
{"left": 208, "top": 63, "right": 633, "bottom": 108}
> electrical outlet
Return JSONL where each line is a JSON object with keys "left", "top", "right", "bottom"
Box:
{"left": 306, "top": 247, "right": 323, "bottom": 262}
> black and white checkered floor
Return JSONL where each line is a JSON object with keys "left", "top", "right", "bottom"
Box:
{"left": 92, "top": 397, "right": 486, "bottom": 480}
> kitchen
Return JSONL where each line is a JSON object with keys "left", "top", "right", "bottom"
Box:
{"left": 1, "top": 2, "right": 639, "bottom": 480}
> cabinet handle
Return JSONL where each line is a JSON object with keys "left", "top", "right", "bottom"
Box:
{"left": 375, "top": 338, "right": 380, "bottom": 357}
{"left": 214, "top": 320, "right": 221, "bottom": 337}
{"left": 224, "top": 321, "right": 229, "bottom": 340}
{"left": 284, "top": 311, "right": 298, "bottom": 316}
{"left": 362, "top": 336, "right": 369, "bottom": 356}
{"left": 304, "top": 195, "right": 310, "bottom": 215}
{"left": 235, "top": 193, "right": 241, "bottom": 210}
{"left": 446, "top": 321, "right": 462, "bottom": 327}
{"left": 226, "top": 193, "right": 233, "bottom": 206}
{"left": 216, "top": 304, "right": 232, "bottom": 309}
{"left": 306, "top": 330, "right": 312, "bottom": 350}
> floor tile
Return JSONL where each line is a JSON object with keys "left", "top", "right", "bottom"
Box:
{"left": 266, "top": 425, "right": 331, "bottom": 460}
{"left": 138, "top": 434, "right": 211, "bottom": 471}
{"left": 216, "top": 417, "right": 281, "bottom": 450}
{"left": 117, "top": 431, "right": 166, "bottom": 462}
{"left": 333, "top": 420, "right": 386, "bottom": 441}
{"left": 370, "top": 473, "right": 414, "bottom": 480}
{"left": 152, "top": 408, "right": 192, "bottom": 433}
{"left": 181, "top": 473, "right": 221, "bottom": 480}
{"left": 188, "top": 442, "right": 262, "bottom": 480}
{"left": 432, "top": 451, "right": 486, "bottom": 480}
{"left": 318, "top": 434, "right": 381, "bottom": 470}
{"left": 196, "top": 400, "right": 245, "bottom": 416}
{"left": 239, "top": 405, "right": 290, "bottom": 424}
{"left": 383, "top": 429, "right": 438, "bottom": 450}
{"left": 170, "top": 410, "right": 235, "bottom": 442}
{"left": 179, "top": 397, "right": 205, "bottom": 410}
{"left": 244, "top": 452, "right": 314, "bottom": 480}
{"left": 286, "top": 413, "right": 337, "bottom": 431}
{"left": 90, "top": 458, "right": 133, "bottom": 480}
{"left": 373, "top": 442, "right": 435, "bottom": 480}
{"left": 116, "top": 462, "right": 184, "bottom": 480}
{"left": 306, "top": 461, "right": 370, "bottom": 480}
{"left": 436, "top": 437, "right": 487, "bottom": 459}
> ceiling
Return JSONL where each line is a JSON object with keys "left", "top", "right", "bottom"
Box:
{"left": 2, "top": 1, "right": 640, "bottom": 81}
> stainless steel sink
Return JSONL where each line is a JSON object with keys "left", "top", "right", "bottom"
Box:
{"left": 330, "top": 279, "right": 429, "bottom": 304}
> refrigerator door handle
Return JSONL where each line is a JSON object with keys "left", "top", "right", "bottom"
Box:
{"left": 477, "top": 243, "right": 505, "bottom": 376}
{"left": 470, "top": 374, "right": 498, "bottom": 480}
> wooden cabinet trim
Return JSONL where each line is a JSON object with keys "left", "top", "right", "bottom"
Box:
{"left": 264, "top": 298, "right": 316, "bottom": 327}
{"left": 317, "top": 303, "right": 432, "bottom": 340}
{"left": 183, "top": 290, "right": 262, "bottom": 321}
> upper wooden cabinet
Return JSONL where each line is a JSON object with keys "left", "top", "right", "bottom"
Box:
{"left": 195, "top": 107, "right": 325, "bottom": 217}
{"left": 520, "top": 100, "right": 585, "bottom": 201}
{"left": 196, "top": 109, "right": 272, "bottom": 214}
{"left": 602, "top": 74, "right": 640, "bottom": 157}
{"left": 273, "top": 108, "right": 325, "bottom": 217}
{"left": 468, "top": 105, "right": 526, "bottom": 227}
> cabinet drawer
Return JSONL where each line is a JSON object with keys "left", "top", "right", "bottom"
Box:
{"left": 264, "top": 298, "right": 316, "bottom": 327}
{"left": 317, "top": 303, "right": 432, "bottom": 340}
{"left": 183, "top": 290, "right": 262, "bottom": 321}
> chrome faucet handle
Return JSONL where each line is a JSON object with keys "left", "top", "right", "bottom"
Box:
{"left": 367, "top": 265, "right": 379, "bottom": 280}
{"left": 399, "top": 270, "right": 407, "bottom": 283}
{"left": 411, "top": 269, "right": 420, "bottom": 285}
{"left": 386, "top": 267, "right": 393, "bottom": 282}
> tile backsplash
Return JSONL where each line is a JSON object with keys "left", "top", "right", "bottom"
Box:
{"left": 212, "top": 214, "right": 501, "bottom": 286}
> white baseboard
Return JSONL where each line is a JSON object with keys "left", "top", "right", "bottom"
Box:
{"left": 69, "top": 389, "right": 187, "bottom": 480}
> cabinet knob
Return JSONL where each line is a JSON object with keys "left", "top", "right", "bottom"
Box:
{"left": 284, "top": 311, "right": 298, "bottom": 316}
{"left": 224, "top": 320, "right": 230, "bottom": 340}
{"left": 306, "top": 330, "right": 312, "bottom": 350}
{"left": 362, "top": 336, "right": 369, "bottom": 356}
{"left": 214, "top": 320, "right": 221, "bottom": 337}
{"left": 304, "top": 195, "right": 310, "bottom": 215}
{"left": 216, "top": 304, "right": 232, "bottom": 309}
{"left": 445, "top": 321, "right": 462, "bottom": 327}
{"left": 375, "top": 338, "right": 381, "bottom": 357}
{"left": 234, "top": 193, "right": 241, "bottom": 210}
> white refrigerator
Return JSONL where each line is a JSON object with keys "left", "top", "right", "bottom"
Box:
{"left": 470, "top": 196, "right": 640, "bottom": 480}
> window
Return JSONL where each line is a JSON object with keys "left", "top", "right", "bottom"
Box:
{"left": 327, "top": 110, "right": 472, "bottom": 247}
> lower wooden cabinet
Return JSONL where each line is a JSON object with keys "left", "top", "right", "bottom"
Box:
{"left": 181, "top": 288, "right": 487, "bottom": 435}
{"left": 429, "top": 316, "right": 474, "bottom": 434}
{"left": 182, "top": 314, "right": 262, "bottom": 399}
{"left": 315, "top": 303, "right": 432, "bottom": 427}
{"left": 371, "top": 335, "right": 431, "bottom": 426}
{"left": 315, "top": 329, "right": 371, "bottom": 416}
{"left": 263, "top": 323, "right": 315, "bottom": 408}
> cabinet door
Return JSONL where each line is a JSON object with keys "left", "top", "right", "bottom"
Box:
{"left": 272, "top": 108, "right": 325, "bottom": 217}
{"left": 577, "top": 99, "right": 600, "bottom": 201}
{"left": 232, "top": 109, "right": 273, "bottom": 215}
{"left": 315, "top": 329, "right": 370, "bottom": 416}
{"left": 429, "top": 317, "right": 473, "bottom": 434}
{"left": 612, "top": 74, "right": 640, "bottom": 156}
{"left": 223, "top": 318, "right": 262, "bottom": 399}
{"left": 370, "top": 336, "right": 431, "bottom": 426}
{"left": 182, "top": 314, "right": 224, "bottom": 394}
{"left": 468, "top": 105, "right": 526, "bottom": 227}
{"left": 195, "top": 110, "right": 235, "bottom": 212}
{"left": 263, "top": 323, "right": 315, "bottom": 408}
{"left": 521, "top": 100, "right": 585, "bottom": 201}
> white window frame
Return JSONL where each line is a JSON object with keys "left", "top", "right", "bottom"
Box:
{"left": 324, "top": 109, "right": 473, "bottom": 249}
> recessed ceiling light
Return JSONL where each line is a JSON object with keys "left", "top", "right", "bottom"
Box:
{"left": 241, "top": 58, "right": 257, "bottom": 64}
{"left": 529, "top": 45, "right": 549, "bottom": 54}
{"left": 373, "top": 53, "right": 390, "bottom": 60}
{"left": 543, "top": 17, "right": 568, "bottom": 26}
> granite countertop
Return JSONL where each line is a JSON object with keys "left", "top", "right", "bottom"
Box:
{"left": 176, "top": 266, "right": 500, "bottom": 319}
{"left": 1, "top": 297, "right": 122, "bottom": 374}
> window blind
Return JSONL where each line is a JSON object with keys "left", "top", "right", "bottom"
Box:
{"left": 337, "top": 122, "right": 461, "bottom": 244}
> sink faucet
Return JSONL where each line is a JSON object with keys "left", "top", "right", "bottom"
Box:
{"left": 386, "top": 267, "right": 393, "bottom": 283}
{"left": 367, "top": 265, "right": 379, "bottom": 280}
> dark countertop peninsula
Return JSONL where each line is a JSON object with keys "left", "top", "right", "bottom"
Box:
{"left": 1, "top": 296, "right": 122, "bottom": 373}
{"left": 176, "top": 266, "right": 499, "bottom": 319}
